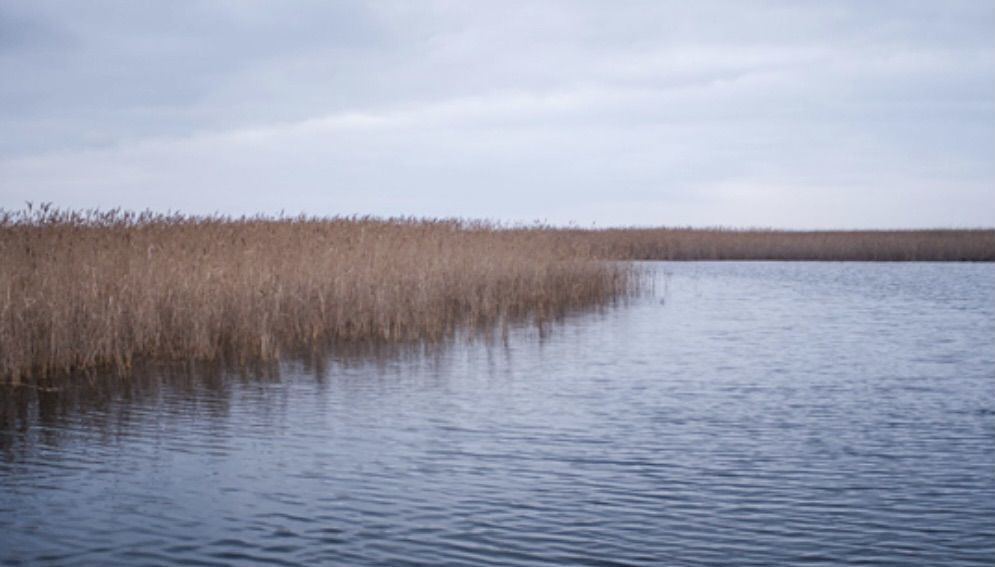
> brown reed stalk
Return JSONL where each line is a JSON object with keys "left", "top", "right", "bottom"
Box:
{"left": 0, "top": 207, "right": 633, "bottom": 382}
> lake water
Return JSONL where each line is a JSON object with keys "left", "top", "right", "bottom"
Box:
{"left": 2, "top": 262, "right": 993, "bottom": 566}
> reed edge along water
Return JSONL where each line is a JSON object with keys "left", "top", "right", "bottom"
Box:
{"left": 0, "top": 208, "right": 633, "bottom": 382}
{"left": 2, "top": 207, "right": 993, "bottom": 382}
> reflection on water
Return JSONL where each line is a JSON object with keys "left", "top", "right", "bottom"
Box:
{"left": 2, "top": 262, "right": 994, "bottom": 566}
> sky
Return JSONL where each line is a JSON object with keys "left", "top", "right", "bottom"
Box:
{"left": 1, "top": 1, "right": 993, "bottom": 228}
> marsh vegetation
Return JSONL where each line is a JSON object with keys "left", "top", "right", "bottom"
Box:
{"left": 0, "top": 207, "right": 632, "bottom": 382}
{"left": 1, "top": 206, "right": 992, "bottom": 382}
{"left": 573, "top": 227, "right": 995, "bottom": 262}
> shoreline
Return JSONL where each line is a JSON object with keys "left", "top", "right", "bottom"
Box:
{"left": 2, "top": 208, "right": 993, "bottom": 382}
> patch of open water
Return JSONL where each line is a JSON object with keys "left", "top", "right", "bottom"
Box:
{"left": 2, "top": 262, "right": 993, "bottom": 565}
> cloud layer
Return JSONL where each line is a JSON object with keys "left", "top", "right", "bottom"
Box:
{"left": 1, "top": 1, "right": 992, "bottom": 227}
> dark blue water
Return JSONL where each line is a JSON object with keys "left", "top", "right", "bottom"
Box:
{"left": 2, "top": 262, "right": 993, "bottom": 566}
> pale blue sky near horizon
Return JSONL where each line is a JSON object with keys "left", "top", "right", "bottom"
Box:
{"left": 1, "top": 1, "right": 993, "bottom": 228}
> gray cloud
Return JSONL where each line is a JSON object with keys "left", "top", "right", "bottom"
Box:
{"left": 1, "top": 0, "right": 992, "bottom": 227}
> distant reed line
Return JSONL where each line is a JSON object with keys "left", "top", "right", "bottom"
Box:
{"left": 562, "top": 227, "right": 995, "bottom": 262}
{"left": 1, "top": 206, "right": 992, "bottom": 381}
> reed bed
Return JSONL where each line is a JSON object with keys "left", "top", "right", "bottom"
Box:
{"left": 0, "top": 207, "right": 632, "bottom": 382}
{"left": 567, "top": 227, "right": 995, "bottom": 262}
{"left": 3, "top": 206, "right": 993, "bottom": 382}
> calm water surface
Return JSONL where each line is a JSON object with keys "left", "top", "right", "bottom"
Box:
{"left": 2, "top": 262, "right": 994, "bottom": 566}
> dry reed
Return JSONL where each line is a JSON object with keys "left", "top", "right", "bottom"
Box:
{"left": 0, "top": 206, "right": 632, "bottom": 382}
{"left": 2, "top": 205, "right": 992, "bottom": 383}
{"left": 567, "top": 227, "right": 995, "bottom": 262}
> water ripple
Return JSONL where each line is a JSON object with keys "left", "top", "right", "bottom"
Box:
{"left": 2, "top": 262, "right": 994, "bottom": 565}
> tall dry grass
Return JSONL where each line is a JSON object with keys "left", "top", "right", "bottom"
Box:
{"left": 562, "top": 227, "right": 995, "bottom": 262}
{"left": 3, "top": 206, "right": 993, "bottom": 383}
{"left": 0, "top": 206, "right": 632, "bottom": 382}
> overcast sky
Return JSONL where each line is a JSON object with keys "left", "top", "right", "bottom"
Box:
{"left": 1, "top": 1, "right": 992, "bottom": 228}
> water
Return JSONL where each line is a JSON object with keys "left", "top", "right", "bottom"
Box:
{"left": 2, "top": 262, "right": 993, "bottom": 566}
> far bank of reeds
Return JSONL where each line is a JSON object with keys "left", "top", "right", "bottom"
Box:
{"left": 556, "top": 227, "right": 995, "bottom": 262}
{"left": 2, "top": 206, "right": 993, "bottom": 382}
{"left": 0, "top": 208, "right": 632, "bottom": 383}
